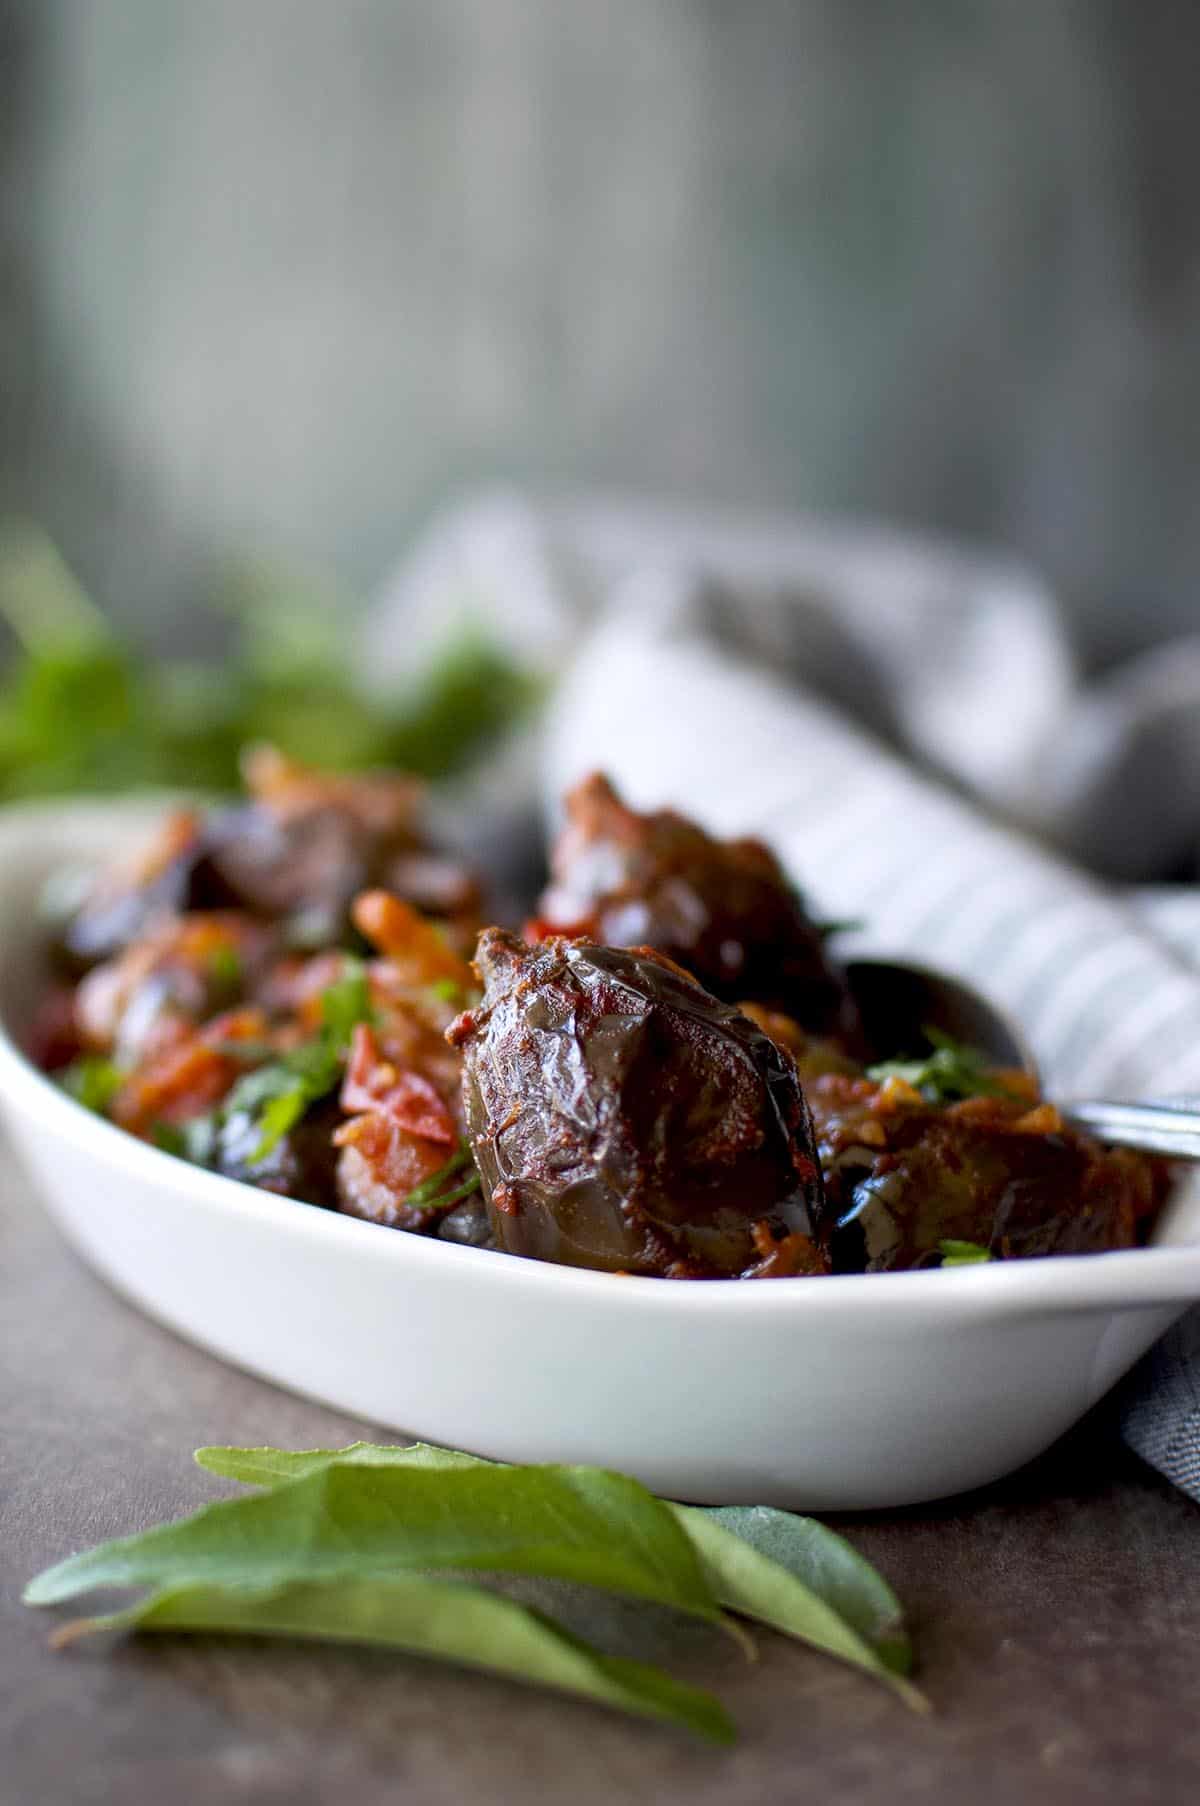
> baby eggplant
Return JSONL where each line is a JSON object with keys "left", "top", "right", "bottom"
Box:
{"left": 449, "top": 929, "right": 826, "bottom": 1278}
{"left": 52, "top": 749, "right": 483, "bottom": 972}
{"left": 536, "top": 773, "right": 860, "bottom": 1044}
{"left": 813, "top": 1097, "right": 1161, "bottom": 1272}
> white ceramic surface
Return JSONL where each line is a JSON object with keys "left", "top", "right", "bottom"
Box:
{"left": 3, "top": 800, "right": 1200, "bottom": 1510}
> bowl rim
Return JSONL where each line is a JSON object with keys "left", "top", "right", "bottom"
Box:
{"left": 3, "top": 795, "right": 1199, "bottom": 1323}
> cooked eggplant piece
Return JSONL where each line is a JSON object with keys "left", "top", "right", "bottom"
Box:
{"left": 51, "top": 804, "right": 372, "bottom": 971}
{"left": 188, "top": 802, "right": 381, "bottom": 946}
{"left": 831, "top": 1113, "right": 1159, "bottom": 1271}
{"left": 52, "top": 749, "right": 483, "bottom": 972}
{"left": 208, "top": 750, "right": 482, "bottom": 949}
{"left": 435, "top": 1193, "right": 496, "bottom": 1249}
{"left": 536, "top": 772, "right": 859, "bottom": 1043}
{"left": 803, "top": 1072, "right": 1164, "bottom": 1272}
{"left": 39, "top": 755, "right": 1171, "bottom": 1277}
{"left": 72, "top": 914, "right": 275, "bottom": 1064}
{"left": 210, "top": 1091, "right": 344, "bottom": 1209}
{"left": 51, "top": 810, "right": 207, "bottom": 974}
{"left": 450, "top": 928, "right": 826, "bottom": 1277}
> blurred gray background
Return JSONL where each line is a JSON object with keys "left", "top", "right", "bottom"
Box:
{"left": 0, "top": 0, "right": 1196, "bottom": 664}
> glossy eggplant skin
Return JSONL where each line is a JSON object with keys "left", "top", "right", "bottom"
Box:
{"left": 827, "top": 1114, "right": 1157, "bottom": 1272}
{"left": 211, "top": 1092, "right": 343, "bottom": 1209}
{"left": 537, "top": 773, "right": 859, "bottom": 1043}
{"left": 450, "top": 929, "right": 825, "bottom": 1277}
{"left": 56, "top": 802, "right": 481, "bottom": 973}
{"left": 800, "top": 1069, "right": 1163, "bottom": 1273}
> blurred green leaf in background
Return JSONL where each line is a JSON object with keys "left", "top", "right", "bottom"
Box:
{"left": 0, "top": 523, "right": 540, "bottom": 798}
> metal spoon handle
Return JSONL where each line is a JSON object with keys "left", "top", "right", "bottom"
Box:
{"left": 1062, "top": 1099, "right": 1200, "bottom": 1161}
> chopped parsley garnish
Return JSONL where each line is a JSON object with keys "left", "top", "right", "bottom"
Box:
{"left": 207, "top": 944, "right": 244, "bottom": 993}
{"left": 867, "top": 1028, "right": 1018, "bottom": 1105}
{"left": 319, "top": 959, "right": 374, "bottom": 1046}
{"left": 250, "top": 1066, "right": 335, "bottom": 1162}
{"left": 59, "top": 1055, "right": 124, "bottom": 1116}
{"left": 0, "top": 524, "right": 541, "bottom": 799}
{"left": 939, "top": 1239, "right": 993, "bottom": 1267}
{"left": 206, "top": 1037, "right": 277, "bottom": 1063}
{"left": 232, "top": 960, "right": 376, "bottom": 1160}
{"left": 815, "top": 917, "right": 865, "bottom": 941}
{"left": 151, "top": 1122, "right": 186, "bottom": 1156}
{"left": 402, "top": 1142, "right": 481, "bottom": 1216}
{"left": 162, "top": 963, "right": 378, "bottom": 1168}
{"left": 427, "top": 976, "right": 468, "bottom": 1007}
{"left": 151, "top": 1119, "right": 216, "bottom": 1163}
{"left": 171, "top": 1055, "right": 332, "bottom": 1168}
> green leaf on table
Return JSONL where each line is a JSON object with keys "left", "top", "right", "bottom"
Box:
{"left": 671, "top": 1507, "right": 925, "bottom": 1711}
{"left": 193, "top": 1442, "right": 922, "bottom": 1708}
{"left": 679, "top": 1505, "right": 911, "bottom": 1675}
{"left": 24, "top": 1461, "right": 720, "bottom": 1623}
{"left": 30, "top": 1444, "right": 924, "bottom": 1731}
{"left": 50, "top": 1575, "right": 734, "bottom": 1744}
{"left": 194, "top": 1440, "right": 484, "bottom": 1486}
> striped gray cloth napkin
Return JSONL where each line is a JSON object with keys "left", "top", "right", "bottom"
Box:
{"left": 370, "top": 493, "right": 1200, "bottom": 1499}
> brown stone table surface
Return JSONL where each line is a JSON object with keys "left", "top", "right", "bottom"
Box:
{"left": 3, "top": 1153, "right": 1199, "bottom": 1806}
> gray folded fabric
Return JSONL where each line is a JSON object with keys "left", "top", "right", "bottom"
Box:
{"left": 369, "top": 491, "right": 1200, "bottom": 1499}
{"left": 1120, "top": 1313, "right": 1200, "bottom": 1498}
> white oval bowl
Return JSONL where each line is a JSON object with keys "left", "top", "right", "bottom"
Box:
{"left": 2, "top": 800, "right": 1199, "bottom": 1509}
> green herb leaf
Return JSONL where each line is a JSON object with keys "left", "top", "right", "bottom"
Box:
{"left": 815, "top": 917, "right": 865, "bottom": 941}
{"left": 155, "top": 1114, "right": 219, "bottom": 1166}
{"left": 221, "top": 1064, "right": 302, "bottom": 1116}
{"left": 50, "top": 1576, "right": 734, "bottom": 1744}
{"left": 670, "top": 1507, "right": 925, "bottom": 1711}
{"left": 151, "top": 1123, "right": 186, "bottom": 1157}
{"left": 867, "top": 1027, "right": 1017, "bottom": 1105}
{"left": 397, "top": 1142, "right": 481, "bottom": 1216}
{"left": 205, "top": 1038, "right": 277, "bottom": 1064}
{"left": 32, "top": 1444, "right": 921, "bottom": 1723}
{"left": 23, "top": 1462, "right": 720, "bottom": 1623}
{"left": 59, "top": 1055, "right": 124, "bottom": 1116}
{"left": 677, "top": 1506, "right": 911, "bottom": 1676}
{"left": 223, "top": 966, "right": 374, "bottom": 1161}
{"left": 318, "top": 959, "right": 374, "bottom": 1047}
{"left": 0, "top": 521, "right": 112, "bottom": 655}
{"left": 427, "top": 976, "right": 468, "bottom": 1006}
{"left": 0, "top": 525, "right": 539, "bottom": 796}
{"left": 206, "top": 944, "right": 244, "bottom": 993}
{"left": 195, "top": 1440, "right": 482, "bottom": 1486}
{"left": 192, "top": 1443, "right": 922, "bottom": 1709}
{"left": 158, "top": 1032, "right": 347, "bottom": 1172}
{"left": 420, "top": 1171, "right": 481, "bottom": 1211}
{"left": 223, "top": 1040, "right": 342, "bottom": 1162}
{"left": 252, "top": 1089, "right": 309, "bottom": 1159}
{"left": 379, "top": 629, "right": 544, "bottom": 780}
{"left": 939, "top": 1239, "right": 993, "bottom": 1266}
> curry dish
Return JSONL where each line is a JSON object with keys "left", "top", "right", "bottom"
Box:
{"left": 30, "top": 751, "right": 1166, "bottom": 1279}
